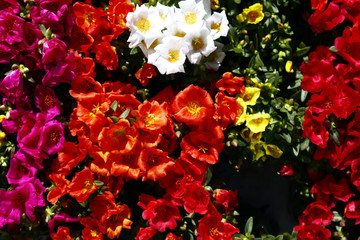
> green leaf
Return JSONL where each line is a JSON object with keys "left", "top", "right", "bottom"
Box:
{"left": 110, "top": 100, "right": 118, "bottom": 113}
{"left": 130, "top": 47, "right": 140, "bottom": 55}
{"left": 274, "top": 236, "right": 283, "bottom": 240}
{"left": 292, "top": 144, "right": 300, "bottom": 156}
{"left": 244, "top": 217, "right": 253, "bottom": 234}
{"left": 120, "top": 108, "right": 131, "bottom": 119}
{"left": 203, "top": 167, "right": 213, "bottom": 186}
{"left": 300, "top": 139, "right": 310, "bottom": 151}
{"left": 294, "top": 46, "right": 311, "bottom": 57}
{"left": 300, "top": 90, "right": 308, "bottom": 102}
{"left": 332, "top": 211, "right": 342, "bottom": 222}
{"left": 234, "top": 0, "right": 241, "bottom": 4}
{"left": 39, "top": 24, "right": 47, "bottom": 36}
{"left": 329, "top": 46, "right": 338, "bottom": 53}
{"left": 94, "top": 180, "right": 104, "bottom": 186}
{"left": 110, "top": 116, "right": 119, "bottom": 124}
{"left": 331, "top": 130, "right": 341, "bottom": 146}
{"left": 281, "top": 132, "right": 292, "bottom": 143}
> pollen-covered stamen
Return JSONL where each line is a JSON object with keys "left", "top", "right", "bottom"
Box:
{"left": 83, "top": 179, "right": 94, "bottom": 192}
{"left": 209, "top": 227, "right": 220, "bottom": 237}
{"left": 142, "top": 113, "right": 155, "bottom": 126}
{"left": 136, "top": 18, "right": 151, "bottom": 32}
{"left": 198, "top": 143, "right": 208, "bottom": 153}
{"left": 168, "top": 50, "right": 180, "bottom": 63}
{"left": 247, "top": 11, "right": 259, "bottom": 21}
{"left": 324, "top": 101, "right": 333, "bottom": 109}
{"left": 90, "top": 103, "right": 101, "bottom": 116}
{"left": 185, "top": 12, "right": 197, "bottom": 24}
{"left": 187, "top": 102, "right": 201, "bottom": 114}
{"left": 192, "top": 37, "right": 205, "bottom": 51}
{"left": 43, "top": 95, "right": 54, "bottom": 108}
{"left": 50, "top": 131, "right": 61, "bottom": 143}
{"left": 211, "top": 22, "right": 221, "bottom": 32}
{"left": 253, "top": 118, "right": 263, "bottom": 124}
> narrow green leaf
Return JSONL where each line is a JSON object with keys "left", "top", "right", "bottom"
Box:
{"left": 120, "top": 108, "right": 131, "bottom": 119}
{"left": 110, "top": 100, "right": 118, "bottom": 113}
{"left": 110, "top": 116, "right": 119, "bottom": 124}
{"left": 274, "top": 235, "right": 283, "bottom": 240}
{"left": 94, "top": 180, "right": 104, "bottom": 186}
{"left": 292, "top": 144, "right": 300, "bottom": 156}
{"left": 281, "top": 133, "right": 292, "bottom": 143}
{"left": 300, "top": 139, "right": 310, "bottom": 151}
{"left": 300, "top": 90, "right": 308, "bottom": 102}
{"left": 203, "top": 167, "right": 213, "bottom": 186}
{"left": 332, "top": 130, "right": 341, "bottom": 146}
{"left": 130, "top": 47, "right": 140, "bottom": 55}
{"left": 39, "top": 24, "right": 47, "bottom": 36}
{"left": 245, "top": 217, "right": 253, "bottom": 234}
{"left": 294, "top": 46, "right": 311, "bottom": 57}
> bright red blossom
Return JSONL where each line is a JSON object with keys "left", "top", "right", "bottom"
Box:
{"left": 68, "top": 167, "right": 97, "bottom": 203}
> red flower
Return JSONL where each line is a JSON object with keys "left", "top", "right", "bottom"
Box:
{"left": 47, "top": 173, "right": 70, "bottom": 205}
{"left": 213, "top": 189, "right": 239, "bottom": 214}
{"left": 80, "top": 216, "right": 106, "bottom": 240}
{"left": 68, "top": 167, "right": 97, "bottom": 203}
{"left": 105, "top": 204, "right": 132, "bottom": 239}
{"left": 107, "top": 0, "right": 134, "bottom": 36}
{"left": 215, "top": 72, "right": 245, "bottom": 95}
{"left": 351, "top": 158, "right": 360, "bottom": 191}
{"left": 135, "top": 63, "right": 157, "bottom": 87}
{"left": 215, "top": 91, "right": 241, "bottom": 128}
{"left": 298, "top": 201, "right": 334, "bottom": 226}
{"left": 138, "top": 194, "right": 182, "bottom": 232}
{"left": 279, "top": 163, "right": 294, "bottom": 176}
{"left": 132, "top": 100, "right": 168, "bottom": 132}
{"left": 95, "top": 41, "right": 119, "bottom": 70}
{"left": 135, "top": 227, "right": 157, "bottom": 240}
{"left": 50, "top": 226, "right": 72, "bottom": 240}
{"left": 181, "top": 130, "right": 224, "bottom": 165}
{"left": 182, "top": 182, "right": 210, "bottom": 214}
{"left": 344, "top": 200, "right": 360, "bottom": 225}
{"left": 302, "top": 110, "right": 329, "bottom": 148}
{"left": 308, "top": 3, "right": 346, "bottom": 33}
{"left": 90, "top": 191, "right": 118, "bottom": 223}
{"left": 310, "top": 175, "right": 354, "bottom": 207}
{"left": 172, "top": 85, "right": 216, "bottom": 126}
{"left": 165, "top": 233, "right": 183, "bottom": 240}
{"left": 110, "top": 144, "right": 142, "bottom": 180}
{"left": 294, "top": 223, "right": 331, "bottom": 240}
{"left": 98, "top": 119, "right": 138, "bottom": 154}
{"left": 335, "top": 26, "right": 360, "bottom": 72}
{"left": 311, "top": 0, "right": 328, "bottom": 11}
{"left": 197, "top": 204, "right": 240, "bottom": 240}
{"left": 300, "top": 58, "right": 337, "bottom": 93}
{"left": 138, "top": 148, "right": 175, "bottom": 181}
{"left": 70, "top": 75, "right": 103, "bottom": 99}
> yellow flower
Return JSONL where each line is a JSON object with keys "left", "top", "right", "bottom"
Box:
{"left": 235, "top": 98, "right": 247, "bottom": 126}
{"left": 250, "top": 141, "right": 265, "bottom": 161}
{"left": 0, "top": 115, "right": 6, "bottom": 123}
{"left": 264, "top": 144, "right": 283, "bottom": 158}
{"left": 211, "top": 0, "right": 220, "bottom": 10}
{"left": 239, "top": 87, "right": 261, "bottom": 106}
{"left": 240, "top": 128, "right": 263, "bottom": 143}
{"left": 246, "top": 113, "right": 270, "bottom": 133}
{"left": 285, "top": 60, "right": 294, "bottom": 73}
{"left": 236, "top": 3, "right": 264, "bottom": 25}
{"left": 0, "top": 131, "right": 5, "bottom": 143}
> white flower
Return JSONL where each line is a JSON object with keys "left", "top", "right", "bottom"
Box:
{"left": 154, "top": 3, "right": 176, "bottom": 28}
{"left": 184, "top": 27, "right": 216, "bottom": 64}
{"left": 138, "top": 37, "right": 163, "bottom": 65}
{"left": 205, "top": 41, "right": 226, "bottom": 70}
{"left": 175, "top": 0, "right": 207, "bottom": 33}
{"left": 126, "top": 5, "right": 165, "bottom": 48}
{"left": 153, "top": 36, "right": 189, "bottom": 74}
{"left": 206, "top": 10, "right": 229, "bottom": 40}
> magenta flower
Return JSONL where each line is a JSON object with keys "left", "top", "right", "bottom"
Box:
{"left": 0, "top": 0, "right": 20, "bottom": 14}
{"left": 48, "top": 213, "right": 81, "bottom": 233}
{"left": 0, "top": 11, "right": 25, "bottom": 46}
{"left": 41, "top": 38, "right": 78, "bottom": 86}
{"left": 39, "top": 120, "right": 65, "bottom": 155}
{"left": 35, "top": 85, "right": 61, "bottom": 120}
{"left": 0, "top": 42, "right": 17, "bottom": 63}
{"left": 33, "top": 178, "right": 47, "bottom": 207}
{"left": 6, "top": 157, "right": 38, "bottom": 185}
{"left": 0, "top": 69, "right": 24, "bottom": 105}
{"left": 5, "top": 183, "right": 38, "bottom": 223}
{"left": 1, "top": 109, "right": 31, "bottom": 134}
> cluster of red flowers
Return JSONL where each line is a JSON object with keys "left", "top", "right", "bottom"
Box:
{"left": 296, "top": 0, "right": 360, "bottom": 238}
{"left": 47, "top": 63, "right": 242, "bottom": 238}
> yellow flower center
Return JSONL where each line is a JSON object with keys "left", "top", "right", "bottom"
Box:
{"left": 44, "top": 95, "right": 54, "bottom": 108}
{"left": 211, "top": 22, "right": 221, "bottom": 33}
{"left": 186, "top": 102, "right": 201, "bottom": 114}
{"left": 143, "top": 113, "right": 155, "bottom": 126}
{"left": 185, "top": 12, "right": 197, "bottom": 24}
{"left": 253, "top": 118, "right": 263, "bottom": 124}
{"left": 168, "top": 50, "right": 180, "bottom": 63}
{"left": 90, "top": 230, "right": 98, "bottom": 237}
{"left": 50, "top": 131, "right": 60, "bottom": 143}
{"left": 83, "top": 180, "right": 94, "bottom": 192}
{"left": 91, "top": 103, "right": 101, "bottom": 116}
{"left": 175, "top": 31, "right": 186, "bottom": 37}
{"left": 136, "top": 18, "right": 151, "bottom": 32}
{"left": 192, "top": 37, "right": 205, "bottom": 51}
{"left": 198, "top": 143, "right": 208, "bottom": 153}
{"left": 209, "top": 227, "right": 220, "bottom": 237}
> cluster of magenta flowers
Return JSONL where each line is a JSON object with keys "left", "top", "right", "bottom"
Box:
{"left": 0, "top": 0, "right": 77, "bottom": 230}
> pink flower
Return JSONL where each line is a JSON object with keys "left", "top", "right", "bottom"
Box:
{"left": 39, "top": 120, "right": 65, "bottom": 155}
{"left": 35, "top": 85, "right": 61, "bottom": 120}
{"left": 138, "top": 194, "right": 182, "bottom": 232}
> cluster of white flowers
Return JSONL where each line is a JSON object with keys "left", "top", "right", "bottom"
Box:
{"left": 126, "top": 0, "right": 229, "bottom": 74}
